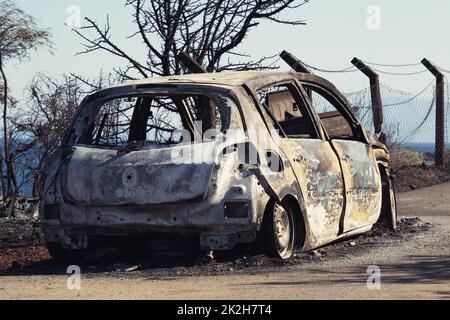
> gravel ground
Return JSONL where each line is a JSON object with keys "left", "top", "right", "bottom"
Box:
{"left": 0, "top": 181, "right": 448, "bottom": 299}
{"left": 0, "top": 217, "right": 428, "bottom": 276}
{"left": 0, "top": 215, "right": 447, "bottom": 300}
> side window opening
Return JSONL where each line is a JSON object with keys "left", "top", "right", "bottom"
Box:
{"left": 303, "top": 84, "right": 358, "bottom": 140}
{"left": 257, "top": 84, "right": 317, "bottom": 139}
{"left": 83, "top": 94, "right": 224, "bottom": 148}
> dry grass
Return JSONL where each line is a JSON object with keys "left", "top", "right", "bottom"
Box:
{"left": 390, "top": 150, "right": 425, "bottom": 170}
{"left": 390, "top": 149, "right": 450, "bottom": 192}
{"left": 444, "top": 150, "right": 450, "bottom": 167}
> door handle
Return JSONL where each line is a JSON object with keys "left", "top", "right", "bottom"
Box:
{"left": 293, "top": 154, "right": 305, "bottom": 163}
{"left": 341, "top": 155, "right": 352, "bottom": 163}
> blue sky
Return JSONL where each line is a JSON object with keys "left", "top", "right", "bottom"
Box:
{"left": 7, "top": 0, "right": 450, "bottom": 99}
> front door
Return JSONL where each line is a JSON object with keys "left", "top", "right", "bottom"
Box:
{"left": 302, "top": 83, "right": 382, "bottom": 233}
{"left": 256, "top": 82, "right": 345, "bottom": 244}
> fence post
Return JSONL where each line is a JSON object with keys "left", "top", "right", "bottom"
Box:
{"left": 421, "top": 58, "right": 445, "bottom": 166}
{"left": 279, "top": 50, "right": 312, "bottom": 74}
{"left": 279, "top": 50, "right": 313, "bottom": 99}
{"left": 178, "top": 51, "right": 208, "bottom": 73}
{"left": 351, "top": 58, "right": 383, "bottom": 135}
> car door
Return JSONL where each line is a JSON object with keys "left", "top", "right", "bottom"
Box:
{"left": 255, "top": 82, "right": 345, "bottom": 244}
{"left": 301, "top": 82, "right": 382, "bottom": 233}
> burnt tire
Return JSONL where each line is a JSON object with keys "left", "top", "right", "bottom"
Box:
{"left": 263, "top": 201, "right": 296, "bottom": 259}
{"left": 378, "top": 168, "right": 398, "bottom": 229}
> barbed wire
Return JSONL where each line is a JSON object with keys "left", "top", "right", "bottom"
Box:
{"left": 288, "top": 59, "right": 432, "bottom": 76}
{"left": 344, "top": 82, "right": 434, "bottom": 108}
{"left": 342, "top": 87, "right": 370, "bottom": 97}
{"left": 289, "top": 60, "right": 359, "bottom": 73}
{"left": 380, "top": 83, "right": 421, "bottom": 96}
{"left": 286, "top": 58, "right": 450, "bottom": 79}
{"left": 398, "top": 89, "right": 436, "bottom": 144}
{"left": 437, "top": 66, "right": 450, "bottom": 74}
{"left": 381, "top": 81, "right": 435, "bottom": 107}
{"left": 370, "top": 67, "right": 428, "bottom": 76}
{"left": 361, "top": 60, "right": 422, "bottom": 68}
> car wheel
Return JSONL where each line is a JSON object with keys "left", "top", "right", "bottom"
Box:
{"left": 379, "top": 169, "right": 398, "bottom": 229}
{"left": 385, "top": 175, "right": 398, "bottom": 229}
{"left": 265, "top": 201, "right": 296, "bottom": 259}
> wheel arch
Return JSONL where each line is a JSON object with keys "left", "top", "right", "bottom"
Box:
{"left": 281, "top": 194, "right": 307, "bottom": 250}
{"left": 261, "top": 192, "right": 308, "bottom": 251}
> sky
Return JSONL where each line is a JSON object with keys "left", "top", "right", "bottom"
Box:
{"left": 7, "top": 0, "right": 450, "bottom": 100}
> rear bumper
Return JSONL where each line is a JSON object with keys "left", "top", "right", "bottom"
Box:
{"left": 41, "top": 199, "right": 263, "bottom": 251}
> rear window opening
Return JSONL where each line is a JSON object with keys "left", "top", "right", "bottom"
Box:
{"left": 78, "top": 93, "right": 226, "bottom": 148}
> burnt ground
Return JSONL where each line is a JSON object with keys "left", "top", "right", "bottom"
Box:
{"left": 393, "top": 164, "right": 450, "bottom": 192}
{"left": 0, "top": 217, "right": 431, "bottom": 278}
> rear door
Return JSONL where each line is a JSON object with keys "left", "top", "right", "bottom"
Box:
{"left": 301, "top": 82, "right": 382, "bottom": 233}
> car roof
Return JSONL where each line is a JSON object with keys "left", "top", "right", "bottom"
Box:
{"left": 87, "top": 71, "right": 346, "bottom": 107}
{"left": 126, "top": 71, "right": 318, "bottom": 87}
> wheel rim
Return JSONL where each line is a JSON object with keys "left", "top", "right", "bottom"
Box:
{"left": 273, "top": 204, "right": 293, "bottom": 257}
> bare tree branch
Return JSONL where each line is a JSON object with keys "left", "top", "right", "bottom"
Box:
{"left": 71, "top": 0, "right": 309, "bottom": 78}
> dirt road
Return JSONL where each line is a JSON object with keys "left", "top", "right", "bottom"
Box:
{"left": 1, "top": 183, "right": 449, "bottom": 300}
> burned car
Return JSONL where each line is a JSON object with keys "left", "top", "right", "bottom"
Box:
{"left": 40, "top": 71, "right": 397, "bottom": 260}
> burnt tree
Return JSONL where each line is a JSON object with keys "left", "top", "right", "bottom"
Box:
{"left": 71, "top": 0, "right": 308, "bottom": 78}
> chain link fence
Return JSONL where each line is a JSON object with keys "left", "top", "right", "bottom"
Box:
{"left": 293, "top": 59, "right": 450, "bottom": 166}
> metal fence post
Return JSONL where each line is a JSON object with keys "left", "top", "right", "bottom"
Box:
{"left": 351, "top": 58, "right": 383, "bottom": 135}
{"left": 279, "top": 50, "right": 312, "bottom": 74}
{"left": 279, "top": 50, "right": 312, "bottom": 99}
{"left": 421, "top": 58, "right": 445, "bottom": 166}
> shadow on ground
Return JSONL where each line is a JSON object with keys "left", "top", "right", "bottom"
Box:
{"left": 240, "top": 255, "right": 450, "bottom": 298}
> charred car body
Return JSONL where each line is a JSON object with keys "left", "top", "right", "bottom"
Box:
{"left": 40, "top": 71, "right": 397, "bottom": 260}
